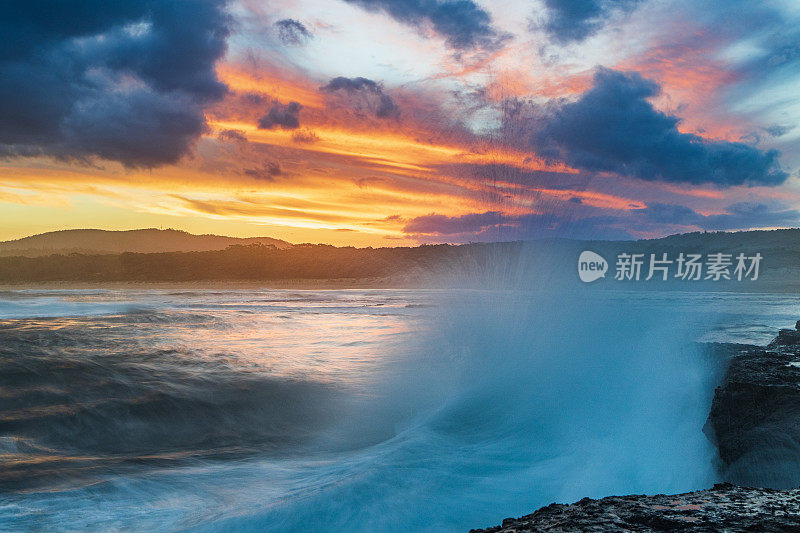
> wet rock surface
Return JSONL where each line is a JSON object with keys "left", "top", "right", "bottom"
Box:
{"left": 706, "top": 321, "right": 800, "bottom": 488}
{"left": 767, "top": 321, "right": 800, "bottom": 348}
{"left": 470, "top": 483, "right": 800, "bottom": 532}
{"left": 472, "top": 322, "right": 800, "bottom": 532}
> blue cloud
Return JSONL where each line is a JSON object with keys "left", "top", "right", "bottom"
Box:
{"left": 540, "top": 0, "right": 640, "bottom": 43}
{"left": 0, "top": 0, "right": 230, "bottom": 168}
{"left": 343, "top": 0, "right": 502, "bottom": 50}
{"left": 534, "top": 68, "right": 788, "bottom": 187}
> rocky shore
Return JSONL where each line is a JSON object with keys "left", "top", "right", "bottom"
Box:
{"left": 472, "top": 321, "right": 800, "bottom": 532}
{"left": 706, "top": 320, "right": 800, "bottom": 489}
{"left": 470, "top": 483, "right": 800, "bottom": 532}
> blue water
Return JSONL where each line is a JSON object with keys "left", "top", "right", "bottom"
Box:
{"left": 1, "top": 288, "right": 799, "bottom": 531}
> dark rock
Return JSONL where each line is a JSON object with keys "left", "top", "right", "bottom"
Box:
{"left": 768, "top": 327, "right": 800, "bottom": 347}
{"left": 706, "top": 324, "right": 800, "bottom": 488}
{"left": 472, "top": 483, "right": 800, "bottom": 532}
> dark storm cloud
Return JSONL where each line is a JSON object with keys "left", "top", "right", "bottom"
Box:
{"left": 343, "top": 0, "right": 501, "bottom": 50}
{"left": 533, "top": 68, "right": 788, "bottom": 187}
{"left": 274, "top": 19, "right": 313, "bottom": 46}
{"left": 321, "top": 77, "right": 398, "bottom": 118}
{"left": 0, "top": 0, "right": 230, "bottom": 168}
{"left": 540, "top": 0, "right": 640, "bottom": 44}
{"left": 258, "top": 101, "right": 302, "bottom": 130}
{"left": 638, "top": 202, "right": 800, "bottom": 231}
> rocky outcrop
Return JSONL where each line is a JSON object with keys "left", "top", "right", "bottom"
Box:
{"left": 705, "top": 320, "right": 800, "bottom": 488}
{"left": 768, "top": 321, "right": 800, "bottom": 348}
{"left": 470, "top": 483, "right": 800, "bottom": 532}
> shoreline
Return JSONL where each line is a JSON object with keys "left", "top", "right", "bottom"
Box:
{"left": 3, "top": 278, "right": 800, "bottom": 294}
{"left": 0, "top": 278, "right": 420, "bottom": 291}
{"left": 470, "top": 483, "right": 800, "bottom": 532}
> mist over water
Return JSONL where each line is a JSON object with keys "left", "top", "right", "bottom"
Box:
{"left": 2, "top": 288, "right": 800, "bottom": 531}
{"left": 234, "top": 291, "right": 721, "bottom": 531}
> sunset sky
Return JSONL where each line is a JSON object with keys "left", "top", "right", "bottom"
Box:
{"left": 1, "top": 0, "right": 799, "bottom": 245}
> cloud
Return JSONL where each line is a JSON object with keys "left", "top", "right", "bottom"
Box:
{"left": 274, "top": 19, "right": 313, "bottom": 45}
{"left": 539, "top": 0, "right": 640, "bottom": 44}
{"left": 322, "top": 77, "right": 382, "bottom": 93}
{"left": 403, "top": 200, "right": 800, "bottom": 243}
{"left": 321, "top": 76, "right": 399, "bottom": 118}
{"left": 433, "top": 162, "right": 586, "bottom": 188}
{"left": 636, "top": 203, "right": 702, "bottom": 225}
{"left": 638, "top": 201, "right": 800, "bottom": 231}
{"left": 533, "top": 68, "right": 788, "bottom": 187}
{"left": 244, "top": 161, "right": 284, "bottom": 180}
{"left": 343, "top": 0, "right": 501, "bottom": 50}
{"left": 403, "top": 210, "right": 634, "bottom": 241}
{"left": 258, "top": 101, "right": 302, "bottom": 130}
{"left": 0, "top": 0, "right": 231, "bottom": 168}
{"left": 404, "top": 211, "right": 506, "bottom": 235}
{"left": 172, "top": 195, "right": 356, "bottom": 224}
{"left": 291, "top": 129, "right": 319, "bottom": 143}
{"left": 217, "top": 129, "right": 248, "bottom": 142}
{"left": 764, "top": 125, "right": 794, "bottom": 138}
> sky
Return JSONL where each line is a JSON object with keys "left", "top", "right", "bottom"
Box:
{"left": 1, "top": 0, "right": 799, "bottom": 245}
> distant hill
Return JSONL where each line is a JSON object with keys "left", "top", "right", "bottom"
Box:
{"left": 0, "top": 228, "right": 798, "bottom": 291}
{"left": 0, "top": 229, "right": 292, "bottom": 257}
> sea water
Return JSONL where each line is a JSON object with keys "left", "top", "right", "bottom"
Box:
{"left": 1, "top": 288, "right": 799, "bottom": 531}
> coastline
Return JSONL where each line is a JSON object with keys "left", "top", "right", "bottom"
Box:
{"left": 0, "top": 277, "right": 416, "bottom": 291}
{"left": 3, "top": 278, "right": 800, "bottom": 294}
{"left": 470, "top": 483, "right": 800, "bottom": 532}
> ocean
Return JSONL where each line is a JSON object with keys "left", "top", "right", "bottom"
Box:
{"left": 1, "top": 288, "right": 799, "bottom": 531}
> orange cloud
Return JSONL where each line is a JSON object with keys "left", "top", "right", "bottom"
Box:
{"left": 217, "top": 63, "right": 325, "bottom": 109}
{"left": 210, "top": 120, "right": 574, "bottom": 174}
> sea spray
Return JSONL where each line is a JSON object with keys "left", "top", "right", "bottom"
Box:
{"left": 1, "top": 288, "right": 763, "bottom": 531}
{"left": 211, "top": 289, "right": 723, "bottom": 531}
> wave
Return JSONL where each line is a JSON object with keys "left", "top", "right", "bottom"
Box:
{"left": 0, "top": 329, "right": 346, "bottom": 492}
{"left": 0, "top": 294, "right": 144, "bottom": 320}
{"left": 0, "top": 287, "right": 766, "bottom": 531}
{"left": 210, "top": 291, "right": 723, "bottom": 531}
